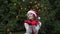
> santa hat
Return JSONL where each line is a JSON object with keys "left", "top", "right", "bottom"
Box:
{"left": 27, "top": 9, "right": 40, "bottom": 20}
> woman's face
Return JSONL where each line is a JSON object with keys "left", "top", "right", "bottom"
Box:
{"left": 27, "top": 13, "right": 34, "bottom": 20}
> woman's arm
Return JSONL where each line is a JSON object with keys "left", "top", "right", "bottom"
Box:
{"left": 38, "top": 21, "right": 41, "bottom": 27}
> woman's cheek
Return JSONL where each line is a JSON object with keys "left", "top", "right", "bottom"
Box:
{"left": 28, "top": 16, "right": 34, "bottom": 19}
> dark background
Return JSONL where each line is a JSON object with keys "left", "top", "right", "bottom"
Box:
{"left": 0, "top": 0, "right": 60, "bottom": 34}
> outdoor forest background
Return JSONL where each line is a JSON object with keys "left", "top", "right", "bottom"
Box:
{"left": 0, "top": 0, "right": 60, "bottom": 34}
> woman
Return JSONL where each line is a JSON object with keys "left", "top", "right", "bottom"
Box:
{"left": 24, "top": 9, "right": 41, "bottom": 34}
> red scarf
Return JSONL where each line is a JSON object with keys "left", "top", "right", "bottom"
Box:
{"left": 24, "top": 19, "right": 38, "bottom": 25}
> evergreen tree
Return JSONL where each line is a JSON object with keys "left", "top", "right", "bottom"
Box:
{"left": 0, "top": 0, "right": 60, "bottom": 34}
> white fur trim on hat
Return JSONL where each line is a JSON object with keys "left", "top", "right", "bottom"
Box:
{"left": 27, "top": 10, "right": 37, "bottom": 17}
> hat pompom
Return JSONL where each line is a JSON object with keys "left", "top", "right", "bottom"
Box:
{"left": 38, "top": 17, "right": 40, "bottom": 20}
